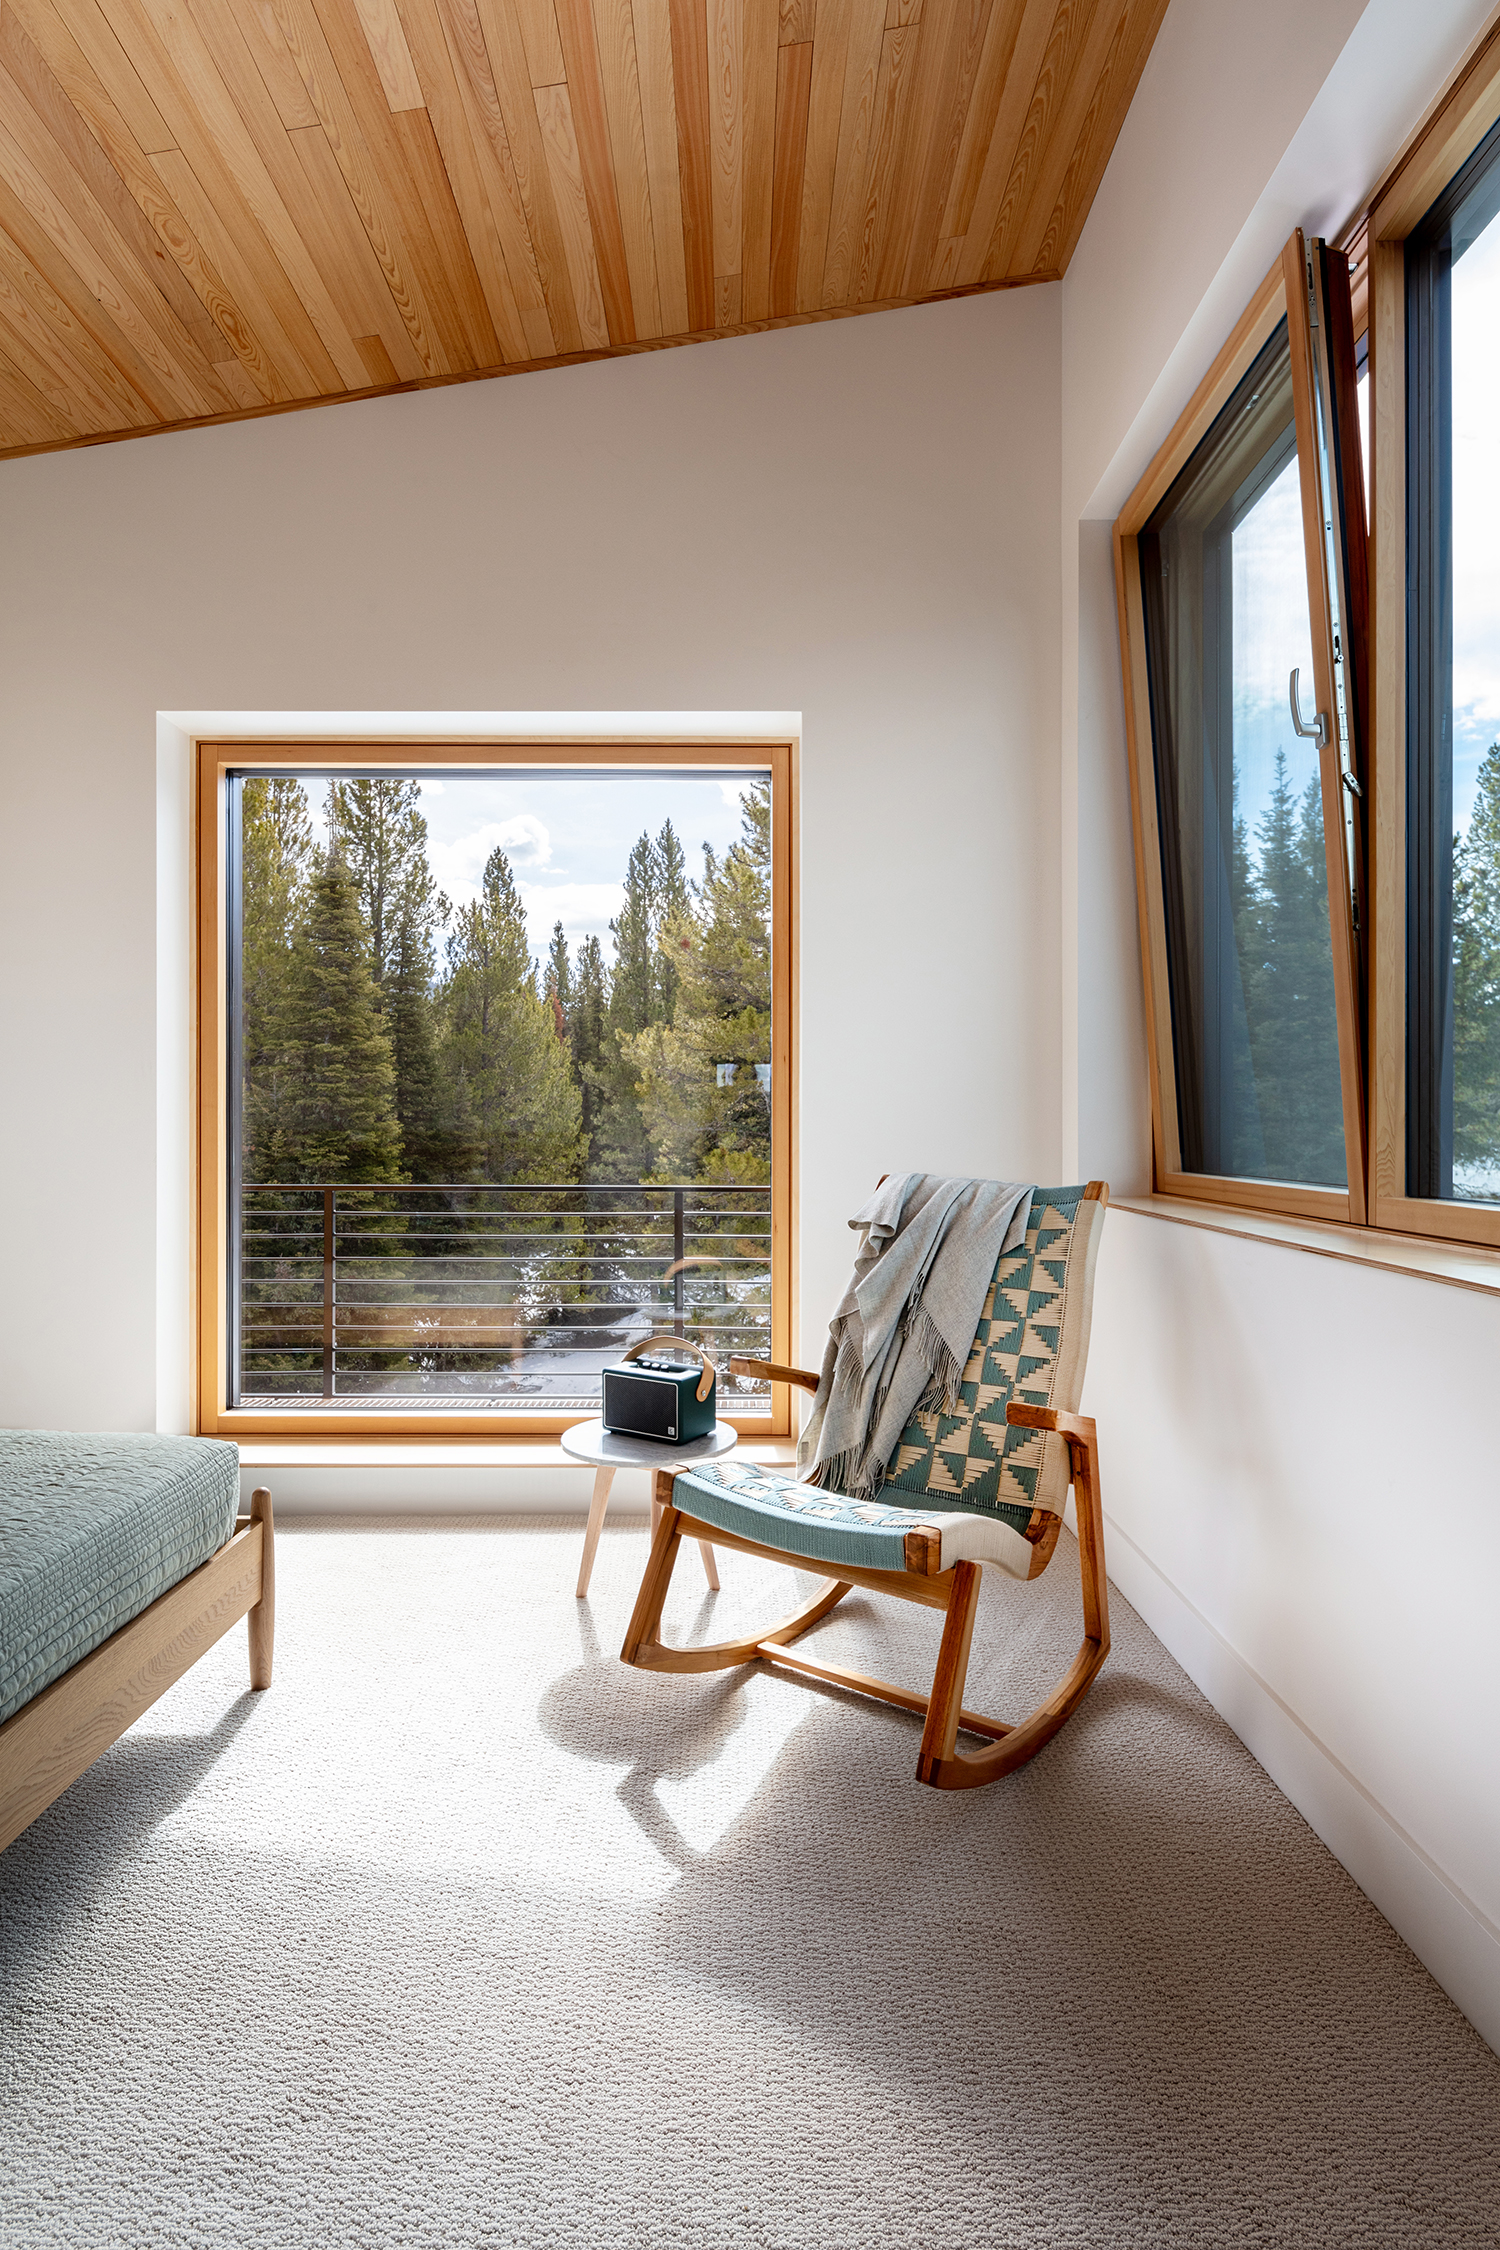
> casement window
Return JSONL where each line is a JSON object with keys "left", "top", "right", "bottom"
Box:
{"left": 1117, "top": 11, "right": 1500, "bottom": 1250}
{"left": 1117, "top": 236, "right": 1369, "bottom": 1222}
{"left": 1368, "top": 35, "right": 1500, "bottom": 1248}
{"left": 196, "top": 740, "right": 797, "bottom": 1437}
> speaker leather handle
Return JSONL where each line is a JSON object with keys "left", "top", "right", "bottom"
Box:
{"left": 620, "top": 1334, "right": 717, "bottom": 1403}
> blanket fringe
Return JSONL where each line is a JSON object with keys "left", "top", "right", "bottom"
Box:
{"left": 907, "top": 1304, "right": 964, "bottom": 1414}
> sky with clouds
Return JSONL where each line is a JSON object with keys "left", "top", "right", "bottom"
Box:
{"left": 1231, "top": 210, "right": 1500, "bottom": 851}
{"left": 311, "top": 771, "right": 761, "bottom": 965}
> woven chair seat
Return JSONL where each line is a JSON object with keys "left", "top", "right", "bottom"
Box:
{"left": 670, "top": 1457, "right": 1044, "bottom": 1578}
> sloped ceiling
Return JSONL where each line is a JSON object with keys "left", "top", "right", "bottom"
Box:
{"left": 0, "top": 0, "right": 1168, "bottom": 458}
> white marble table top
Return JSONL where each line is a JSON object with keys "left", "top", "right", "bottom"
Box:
{"left": 558, "top": 1417, "right": 739, "bottom": 1471}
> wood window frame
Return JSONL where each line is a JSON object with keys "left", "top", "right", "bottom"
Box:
{"left": 1114, "top": 253, "right": 1369, "bottom": 1225}
{"left": 194, "top": 735, "right": 799, "bottom": 1440}
{"left": 1365, "top": 16, "right": 1500, "bottom": 1248}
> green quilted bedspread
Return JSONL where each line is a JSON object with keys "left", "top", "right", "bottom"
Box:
{"left": 0, "top": 1433, "right": 240, "bottom": 1728}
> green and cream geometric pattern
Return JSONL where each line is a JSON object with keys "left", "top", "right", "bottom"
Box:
{"left": 882, "top": 1185, "right": 1091, "bottom": 1534}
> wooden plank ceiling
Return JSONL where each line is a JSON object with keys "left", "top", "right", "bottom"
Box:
{"left": 0, "top": 0, "right": 1168, "bottom": 458}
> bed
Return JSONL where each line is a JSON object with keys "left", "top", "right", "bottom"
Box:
{"left": 0, "top": 1433, "right": 273, "bottom": 1853}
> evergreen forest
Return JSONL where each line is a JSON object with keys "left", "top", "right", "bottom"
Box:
{"left": 239, "top": 775, "right": 773, "bottom": 1189}
{"left": 1224, "top": 741, "right": 1500, "bottom": 1194}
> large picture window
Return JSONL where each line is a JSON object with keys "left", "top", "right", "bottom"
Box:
{"left": 197, "top": 742, "right": 796, "bottom": 1436}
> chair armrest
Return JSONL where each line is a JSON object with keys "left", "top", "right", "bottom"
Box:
{"left": 729, "top": 1356, "right": 822, "bottom": 1395}
{"left": 1005, "top": 1403, "right": 1096, "bottom": 1444}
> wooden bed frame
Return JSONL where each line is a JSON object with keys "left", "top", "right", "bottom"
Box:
{"left": 0, "top": 1487, "right": 275, "bottom": 1854}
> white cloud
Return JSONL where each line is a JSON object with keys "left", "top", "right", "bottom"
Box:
{"left": 719, "top": 779, "right": 749, "bottom": 810}
{"left": 519, "top": 881, "right": 625, "bottom": 953}
{"left": 419, "top": 778, "right": 445, "bottom": 796}
{"left": 429, "top": 816, "right": 552, "bottom": 906}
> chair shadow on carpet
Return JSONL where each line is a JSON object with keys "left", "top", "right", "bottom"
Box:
{"left": 537, "top": 1597, "right": 760, "bottom": 1870}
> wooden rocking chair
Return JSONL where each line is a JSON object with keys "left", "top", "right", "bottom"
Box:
{"left": 620, "top": 1182, "right": 1109, "bottom": 1789}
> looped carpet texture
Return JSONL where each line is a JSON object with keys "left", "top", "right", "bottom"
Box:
{"left": 2, "top": 1517, "right": 1497, "bottom": 2248}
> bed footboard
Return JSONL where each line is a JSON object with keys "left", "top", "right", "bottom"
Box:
{"left": 0, "top": 1486, "right": 274, "bottom": 1854}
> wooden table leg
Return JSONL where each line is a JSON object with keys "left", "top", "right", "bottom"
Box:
{"left": 576, "top": 1466, "right": 616, "bottom": 1598}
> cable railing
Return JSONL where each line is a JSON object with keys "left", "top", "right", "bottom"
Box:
{"left": 235, "top": 1181, "right": 773, "bottom": 1409}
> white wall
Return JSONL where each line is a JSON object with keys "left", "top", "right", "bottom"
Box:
{"left": 0, "top": 287, "right": 1061, "bottom": 1434}
{"left": 1062, "top": 0, "right": 1500, "bottom": 2049}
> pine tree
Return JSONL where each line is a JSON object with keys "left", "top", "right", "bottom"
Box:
{"left": 246, "top": 851, "right": 404, "bottom": 1182}
{"left": 440, "top": 846, "right": 583, "bottom": 1180}
{"left": 1452, "top": 740, "right": 1500, "bottom": 1188}
{"left": 325, "top": 777, "right": 451, "bottom": 1178}
{"left": 570, "top": 934, "right": 609, "bottom": 1160}
{"left": 240, "top": 778, "right": 314, "bottom": 1158}
{"left": 1239, "top": 752, "right": 1345, "bottom": 1187}
{"left": 596, "top": 821, "right": 692, "bottom": 1176}
{"left": 625, "top": 782, "right": 772, "bottom": 1183}
{"left": 545, "top": 919, "right": 572, "bottom": 1043}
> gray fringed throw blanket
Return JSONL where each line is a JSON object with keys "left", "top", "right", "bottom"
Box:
{"left": 798, "top": 1174, "right": 1034, "bottom": 1499}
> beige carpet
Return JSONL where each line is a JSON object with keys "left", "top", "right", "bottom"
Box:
{"left": 2, "top": 1516, "right": 1497, "bottom": 2248}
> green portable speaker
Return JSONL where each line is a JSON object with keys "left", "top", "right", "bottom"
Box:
{"left": 601, "top": 1337, "right": 717, "bottom": 1443}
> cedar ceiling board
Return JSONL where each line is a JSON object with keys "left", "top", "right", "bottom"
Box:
{"left": 668, "top": 0, "right": 714, "bottom": 330}
{"left": 0, "top": 47, "right": 230, "bottom": 415}
{"left": 739, "top": 0, "right": 776, "bottom": 319}
{"left": 767, "top": 32, "right": 808, "bottom": 313}
{"left": 9, "top": 0, "right": 276, "bottom": 393}
{"left": 0, "top": 3, "right": 228, "bottom": 358}
{"left": 0, "top": 337, "right": 74, "bottom": 438}
{"left": 631, "top": 0, "right": 689, "bottom": 332}
{"left": 949, "top": 0, "right": 1052, "bottom": 274}
{"left": 430, "top": 0, "right": 555, "bottom": 347}
{"left": 991, "top": 0, "right": 1107, "bottom": 276}
{"left": 977, "top": 0, "right": 1099, "bottom": 281}
{"left": 852, "top": 18, "right": 922, "bottom": 304}
{"left": 397, "top": 0, "right": 529, "bottom": 360}
{"left": 820, "top": 0, "right": 888, "bottom": 306}
{"left": 553, "top": 0, "right": 634, "bottom": 338}
{"left": 94, "top": 0, "right": 354, "bottom": 392}
{"left": 0, "top": 0, "right": 1166, "bottom": 459}
{"left": 0, "top": 138, "right": 203, "bottom": 421}
{"left": 590, "top": 0, "right": 663, "bottom": 337}
{"left": 897, "top": 0, "right": 992, "bottom": 294}
{"left": 303, "top": 0, "right": 483, "bottom": 372}
{"left": 792, "top": 0, "right": 849, "bottom": 308}
{"left": 471, "top": 0, "right": 585, "bottom": 354}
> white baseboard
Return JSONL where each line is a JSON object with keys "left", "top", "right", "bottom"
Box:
{"left": 1103, "top": 1510, "right": 1500, "bottom": 2057}
{"left": 238, "top": 1457, "right": 621, "bottom": 1516}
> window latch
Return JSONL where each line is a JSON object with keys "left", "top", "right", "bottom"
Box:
{"left": 1289, "top": 667, "right": 1329, "bottom": 750}
{"left": 1341, "top": 769, "right": 1363, "bottom": 799}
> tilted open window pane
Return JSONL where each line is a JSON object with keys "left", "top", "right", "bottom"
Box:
{"left": 223, "top": 764, "right": 780, "bottom": 1415}
{"left": 1138, "top": 319, "right": 1348, "bottom": 1189}
{"left": 1407, "top": 116, "right": 1500, "bottom": 1205}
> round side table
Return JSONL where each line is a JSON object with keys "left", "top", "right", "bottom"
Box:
{"left": 562, "top": 1417, "right": 738, "bottom": 1598}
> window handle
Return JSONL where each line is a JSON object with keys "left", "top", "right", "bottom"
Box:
{"left": 1289, "top": 667, "right": 1329, "bottom": 750}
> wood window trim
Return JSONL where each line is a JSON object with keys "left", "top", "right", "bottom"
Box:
{"left": 1362, "top": 14, "right": 1500, "bottom": 1250}
{"left": 194, "top": 735, "right": 800, "bottom": 1440}
{"left": 1116, "top": 9, "right": 1500, "bottom": 1260}
{"left": 1114, "top": 259, "right": 1360, "bottom": 1226}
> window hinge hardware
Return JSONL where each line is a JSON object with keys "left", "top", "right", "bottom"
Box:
{"left": 1341, "top": 769, "right": 1363, "bottom": 799}
{"left": 1289, "top": 668, "right": 1330, "bottom": 750}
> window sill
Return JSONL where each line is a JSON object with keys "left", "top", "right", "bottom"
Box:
{"left": 1113, "top": 1195, "right": 1500, "bottom": 1298}
{"left": 234, "top": 1437, "right": 801, "bottom": 1469}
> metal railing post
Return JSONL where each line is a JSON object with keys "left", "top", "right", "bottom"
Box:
{"left": 322, "top": 1187, "right": 335, "bottom": 1399}
{"left": 673, "top": 1187, "right": 685, "bottom": 1338}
